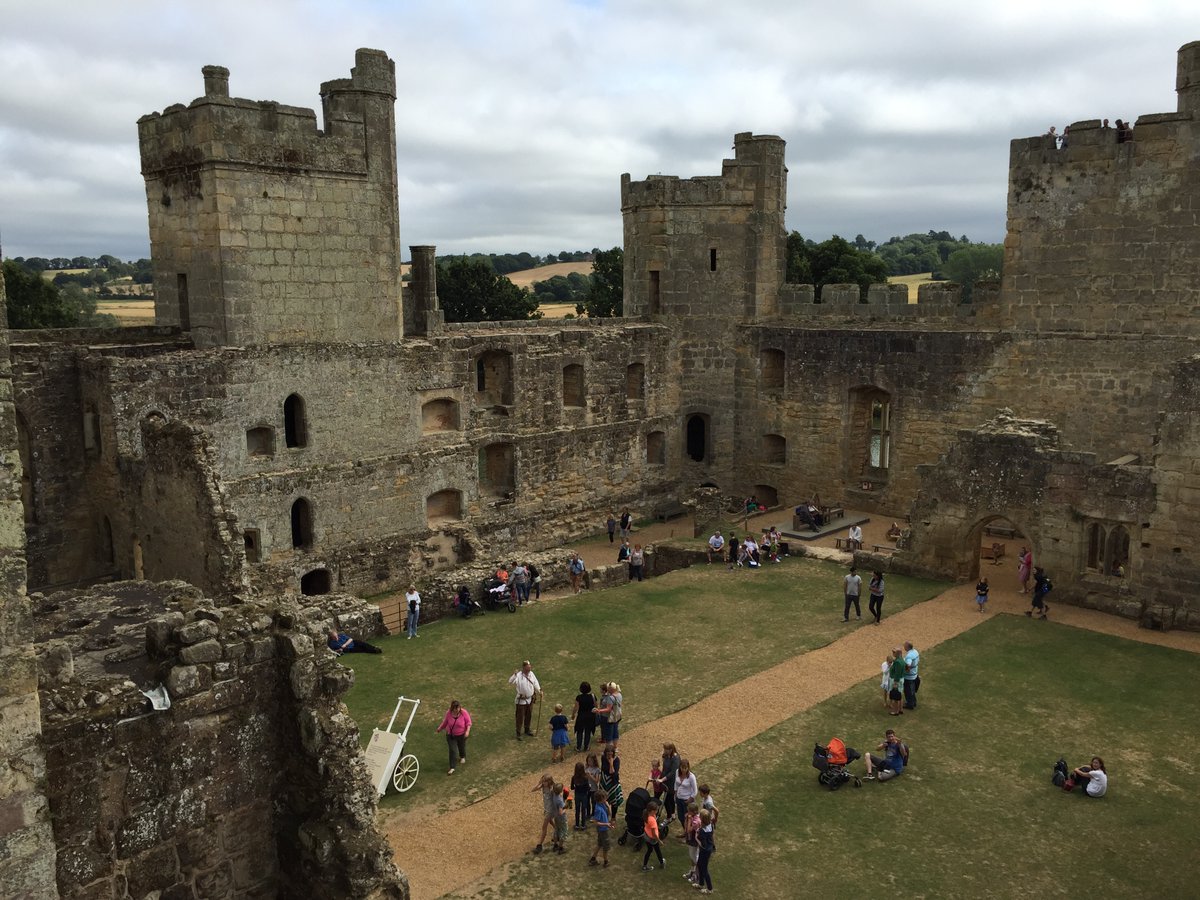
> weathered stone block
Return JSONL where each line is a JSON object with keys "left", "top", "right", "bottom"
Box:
{"left": 167, "top": 665, "right": 204, "bottom": 698}
{"left": 176, "top": 620, "right": 219, "bottom": 645}
{"left": 179, "top": 639, "right": 222, "bottom": 665}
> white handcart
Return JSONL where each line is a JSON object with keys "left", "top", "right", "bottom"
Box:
{"left": 365, "top": 695, "right": 422, "bottom": 797}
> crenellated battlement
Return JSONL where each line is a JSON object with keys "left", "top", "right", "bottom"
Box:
{"left": 775, "top": 281, "right": 999, "bottom": 325}
{"left": 621, "top": 132, "right": 785, "bottom": 211}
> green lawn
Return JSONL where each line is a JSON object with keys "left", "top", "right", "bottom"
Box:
{"left": 340, "top": 557, "right": 945, "bottom": 812}
{"left": 450, "top": 616, "right": 1200, "bottom": 898}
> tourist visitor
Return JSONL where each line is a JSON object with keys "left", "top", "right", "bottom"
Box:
{"left": 683, "top": 801, "right": 702, "bottom": 884}
{"left": 1027, "top": 567, "right": 1051, "bottom": 619}
{"left": 600, "top": 745, "right": 623, "bottom": 821}
{"left": 863, "top": 728, "right": 909, "bottom": 781}
{"left": 640, "top": 799, "right": 665, "bottom": 870}
{"left": 1071, "top": 757, "right": 1108, "bottom": 797}
{"left": 903, "top": 641, "right": 920, "bottom": 709}
{"left": 620, "top": 508, "right": 633, "bottom": 539}
{"left": 530, "top": 773, "right": 558, "bottom": 855}
{"left": 527, "top": 562, "right": 542, "bottom": 600}
{"left": 572, "top": 681, "right": 597, "bottom": 751}
{"left": 509, "top": 660, "right": 541, "bottom": 740}
{"left": 549, "top": 704, "right": 570, "bottom": 763}
{"left": 1017, "top": 546, "right": 1032, "bottom": 593}
{"left": 571, "top": 761, "right": 592, "bottom": 830}
{"left": 589, "top": 788, "right": 612, "bottom": 868}
{"left": 510, "top": 562, "right": 530, "bottom": 605}
{"left": 629, "top": 544, "right": 645, "bottom": 582}
{"left": 706, "top": 530, "right": 725, "bottom": 563}
{"left": 404, "top": 586, "right": 421, "bottom": 639}
{"left": 326, "top": 628, "right": 382, "bottom": 655}
{"left": 843, "top": 566, "right": 863, "bottom": 621}
{"left": 674, "top": 758, "right": 698, "bottom": 830}
{"left": 848, "top": 523, "right": 863, "bottom": 551}
{"left": 889, "top": 647, "right": 906, "bottom": 716}
{"left": 660, "top": 742, "right": 681, "bottom": 818}
{"left": 696, "top": 808, "right": 716, "bottom": 893}
{"left": 606, "top": 512, "right": 617, "bottom": 543}
{"left": 976, "top": 576, "right": 990, "bottom": 612}
{"left": 434, "top": 700, "right": 472, "bottom": 775}
{"left": 868, "top": 570, "right": 885, "bottom": 624}
{"left": 568, "top": 553, "right": 586, "bottom": 594}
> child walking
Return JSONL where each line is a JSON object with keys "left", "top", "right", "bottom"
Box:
{"left": 531, "top": 774, "right": 556, "bottom": 854}
{"left": 696, "top": 808, "right": 716, "bottom": 894}
{"left": 976, "top": 576, "right": 989, "bottom": 613}
{"left": 549, "top": 703, "right": 570, "bottom": 763}
{"left": 551, "top": 782, "right": 568, "bottom": 855}
{"left": 640, "top": 800, "right": 665, "bottom": 870}
{"left": 589, "top": 789, "right": 612, "bottom": 868}
{"left": 571, "top": 762, "right": 591, "bottom": 831}
{"left": 698, "top": 783, "right": 719, "bottom": 830}
{"left": 683, "top": 801, "right": 701, "bottom": 883}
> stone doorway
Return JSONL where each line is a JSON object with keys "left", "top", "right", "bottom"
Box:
{"left": 967, "top": 514, "right": 1031, "bottom": 586}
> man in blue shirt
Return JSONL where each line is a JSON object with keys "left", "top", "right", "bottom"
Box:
{"left": 903, "top": 642, "right": 920, "bottom": 709}
{"left": 327, "top": 628, "right": 383, "bottom": 655}
{"left": 864, "top": 729, "right": 908, "bottom": 781}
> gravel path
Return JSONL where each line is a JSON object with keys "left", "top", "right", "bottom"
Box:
{"left": 381, "top": 579, "right": 1200, "bottom": 899}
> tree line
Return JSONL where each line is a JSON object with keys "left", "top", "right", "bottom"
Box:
{"left": 2, "top": 260, "right": 118, "bottom": 329}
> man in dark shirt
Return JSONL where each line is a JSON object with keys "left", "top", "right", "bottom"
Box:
{"left": 327, "top": 628, "right": 383, "bottom": 654}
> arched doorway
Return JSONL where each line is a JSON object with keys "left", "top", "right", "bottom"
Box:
{"left": 967, "top": 514, "right": 1031, "bottom": 589}
{"left": 685, "top": 414, "right": 709, "bottom": 463}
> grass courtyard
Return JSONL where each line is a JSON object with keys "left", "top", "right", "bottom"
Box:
{"left": 341, "top": 558, "right": 1200, "bottom": 898}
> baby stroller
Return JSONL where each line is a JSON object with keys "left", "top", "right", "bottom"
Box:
{"left": 813, "top": 737, "right": 862, "bottom": 790}
{"left": 617, "top": 787, "right": 669, "bottom": 848}
{"left": 481, "top": 575, "right": 516, "bottom": 613}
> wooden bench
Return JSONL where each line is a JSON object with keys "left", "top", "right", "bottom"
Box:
{"left": 655, "top": 502, "right": 689, "bottom": 522}
{"left": 823, "top": 506, "right": 846, "bottom": 521}
{"left": 872, "top": 544, "right": 895, "bottom": 554}
{"left": 984, "top": 524, "right": 1018, "bottom": 539}
{"left": 833, "top": 537, "right": 848, "bottom": 550}
{"left": 980, "top": 542, "right": 1006, "bottom": 563}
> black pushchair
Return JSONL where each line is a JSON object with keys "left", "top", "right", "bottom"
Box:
{"left": 617, "top": 787, "right": 669, "bottom": 848}
{"left": 812, "top": 738, "right": 862, "bottom": 790}
{"left": 481, "top": 576, "right": 516, "bottom": 612}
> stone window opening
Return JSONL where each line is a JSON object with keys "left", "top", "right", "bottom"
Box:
{"left": 246, "top": 425, "right": 275, "bottom": 457}
{"left": 626, "top": 363, "right": 646, "bottom": 401}
{"left": 475, "top": 349, "right": 514, "bottom": 409}
{"left": 685, "top": 413, "right": 710, "bottom": 463}
{"left": 426, "top": 489, "right": 464, "bottom": 525}
{"left": 709, "top": 248, "right": 718, "bottom": 272}
{"left": 1087, "top": 522, "right": 1107, "bottom": 572}
{"left": 244, "top": 528, "right": 262, "bottom": 563}
{"left": 101, "top": 516, "right": 114, "bottom": 566}
{"left": 1107, "top": 525, "right": 1130, "bottom": 576}
{"left": 760, "top": 349, "right": 785, "bottom": 391}
{"left": 847, "top": 387, "right": 892, "bottom": 482}
{"left": 284, "top": 394, "right": 308, "bottom": 449}
{"left": 177, "top": 273, "right": 191, "bottom": 331}
{"left": 83, "top": 405, "right": 101, "bottom": 456}
{"left": 649, "top": 270, "right": 661, "bottom": 315}
{"left": 646, "top": 430, "right": 666, "bottom": 465}
{"left": 562, "top": 364, "right": 585, "bottom": 408}
{"left": 762, "top": 433, "right": 786, "bottom": 465}
{"left": 479, "top": 442, "right": 516, "bottom": 498}
{"left": 300, "top": 568, "right": 332, "bottom": 596}
{"left": 291, "top": 498, "right": 314, "bottom": 550}
{"left": 421, "top": 398, "right": 461, "bottom": 433}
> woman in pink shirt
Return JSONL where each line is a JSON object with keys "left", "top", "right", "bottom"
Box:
{"left": 435, "top": 699, "right": 473, "bottom": 775}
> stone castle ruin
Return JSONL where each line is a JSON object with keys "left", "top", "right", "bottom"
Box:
{"left": 3, "top": 41, "right": 1200, "bottom": 897}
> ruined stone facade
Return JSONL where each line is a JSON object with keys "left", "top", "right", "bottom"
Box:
{"left": 6, "top": 38, "right": 1200, "bottom": 899}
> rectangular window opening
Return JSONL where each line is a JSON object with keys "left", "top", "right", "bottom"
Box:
{"left": 709, "top": 248, "right": 718, "bottom": 272}
{"left": 177, "top": 273, "right": 191, "bottom": 331}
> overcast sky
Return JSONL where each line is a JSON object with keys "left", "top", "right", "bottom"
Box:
{"left": 1, "top": 1, "right": 1196, "bottom": 261}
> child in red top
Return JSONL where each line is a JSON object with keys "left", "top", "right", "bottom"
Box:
{"left": 647, "top": 759, "right": 665, "bottom": 799}
{"left": 640, "top": 800, "right": 664, "bottom": 870}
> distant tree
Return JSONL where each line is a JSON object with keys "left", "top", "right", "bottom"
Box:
{"left": 785, "top": 233, "right": 887, "bottom": 297}
{"left": 577, "top": 246, "right": 623, "bottom": 318}
{"left": 437, "top": 257, "right": 540, "bottom": 323}
{"left": 940, "top": 244, "right": 1004, "bottom": 299}
{"left": 2, "top": 260, "right": 116, "bottom": 328}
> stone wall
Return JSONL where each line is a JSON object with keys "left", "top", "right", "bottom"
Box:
{"left": 34, "top": 580, "right": 404, "bottom": 899}
{"left": 0, "top": 264, "right": 59, "bottom": 897}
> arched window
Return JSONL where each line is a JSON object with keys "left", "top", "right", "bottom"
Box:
{"left": 1106, "top": 525, "right": 1130, "bottom": 576}
{"left": 101, "top": 516, "right": 114, "bottom": 566}
{"left": 685, "top": 414, "right": 709, "bottom": 463}
{"left": 421, "top": 398, "right": 461, "bottom": 433}
{"left": 300, "top": 568, "right": 331, "bottom": 596}
{"left": 291, "top": 498, "right": 314, "bottom": 549}
{"left": 848, "top": 386, "right": 892, "bottom": 477}
{"left": 284, "top": 394, "right": 308, "bottom": 449}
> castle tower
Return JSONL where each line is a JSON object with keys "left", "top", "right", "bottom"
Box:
{"left": 138, "top": 49, "right": 402, "bottom": 347}
{"left": 1177, "top": 40, "right": 1200, "bottom": 116}
{"left": 621, "top": 132, "right": 787, "bottom": 320}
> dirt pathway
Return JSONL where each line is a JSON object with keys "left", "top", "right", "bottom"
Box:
{"left": 382, "top": 580, "right": 1200, "bottom": 899}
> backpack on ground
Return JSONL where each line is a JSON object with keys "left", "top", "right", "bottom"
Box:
{"left": 1052, "top": 758, "right": 1069, "bottom": 787}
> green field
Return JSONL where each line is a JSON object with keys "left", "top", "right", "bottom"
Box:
{"left": 445, "top": 617, "right": 1200, "bottom": 898}
{"left": 340, "top": 557, "right": 946, "bottom": 812}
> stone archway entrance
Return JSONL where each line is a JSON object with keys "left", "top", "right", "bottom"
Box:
{"left": 966, "top": 514, "right": 1032, "bottom": 586}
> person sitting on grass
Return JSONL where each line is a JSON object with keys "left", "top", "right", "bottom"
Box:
{"left": 326, "top": 628, "right": 382, "bottom": 655}
{"left": 863, "top": 729, "right": 908, "bottom": 781}
{"left": 1072, "top": 757, "right": 1108, "bottom": 797}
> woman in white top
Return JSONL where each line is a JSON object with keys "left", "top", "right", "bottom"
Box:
{"left": 1074, "top": 757, "right": 1107, "bottom": 797}
{"left": 674, "top": 758, "right": 698, "bottom": 830}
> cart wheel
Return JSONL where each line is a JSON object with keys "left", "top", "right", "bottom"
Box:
{"left": 617, "top": 834, "right": 627, "bottom": 846}
{"left": 393, "top": 754, "right": 420, "bottom": 793}
{"left": 507, "top": 600, "right": 517, "bottom": 613}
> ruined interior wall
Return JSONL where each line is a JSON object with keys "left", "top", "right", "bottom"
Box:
{"left": 35, "top": 581, "right": 404, "bottom": 899}
{"left": 0, "top": 268, "right": 58, "bottom": 897}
